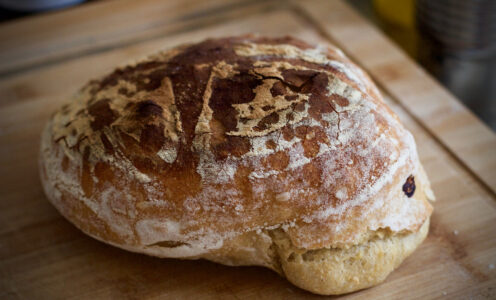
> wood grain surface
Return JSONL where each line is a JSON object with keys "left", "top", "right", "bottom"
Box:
{"left": 0, "top": 0, "right": 495, "bottom": 299}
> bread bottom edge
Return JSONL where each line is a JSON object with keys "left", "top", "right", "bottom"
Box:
{"left": 67, "top": 214, "right": 429, "bottom": 296}
{"left": 270, "top": 218, "right": 430, "bottom": 295}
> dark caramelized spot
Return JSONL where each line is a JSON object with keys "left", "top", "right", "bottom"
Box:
{"left": 136, "top": 100, "right": 163, "bottom": 118}
{"left": 262, "top": 105, "right": 274, "bottom": 111}
{"left": 94, "top": 162, "right": 114, "bottom": 182}
{"left": 402, "top": 175, "right": 416, "bottom": 197}
{"left": 330, "top": 94, "right": 350, "bottom": 107}
{"left": 307, "top": 73, "right": 337, "bottom": 121}
{"left": 229, "top": 137, "right": 251, "bottom": 157}
{"left": 282, "top": 126, "right": 295, "bottom": 141}
{"left": 169, "top": 38, "right": 239, "bottom": 66}
{"left": 293, "top": 102, "right": 306, "bottom": 112}
{"left": 285, "top": 94, "right": 298, "bottom": 101}
{"left": 294, "top": 125, "right": 309, "bottom": 139}
{"left": 96, "top": 61, "right": 165, "bottom": 93}
{"left": 132, "top": 157, "right": 155, "bottom": 174}
{"left": 265, "top": 151, "right": 289, "bottom": 170}
{"left": 254, "top": 112, "right": 279, "bottom": 132}
{"left": 140, "top": 124, "right": 165, "bottom": 153}
{"left": 266, "top": 139, "right": 277, "bottom": 150}
{"left": 302, "top": 140, "right": 320, "bottom": 158}
{"left": 61, "top": 155, "right": 69, "bottom": 172}
{"left": 136, "top": 67, "right": 169, "bottom": 92}
{"left": 88, "top": 98, "right": 118, "bottom": 131}
{"left": 213, "top": 136, "right": 251, "bottom": 159}
{"left": 270, "top": 81, "right": 286, "bottom": 97}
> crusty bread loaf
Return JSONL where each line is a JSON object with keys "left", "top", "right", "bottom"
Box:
{"left": 39, "top": 35, "right": 434, "bottom": 295}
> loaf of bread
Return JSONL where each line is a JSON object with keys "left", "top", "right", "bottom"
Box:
{"left": 39, "top": 35, "right": 434, "bottom": 295}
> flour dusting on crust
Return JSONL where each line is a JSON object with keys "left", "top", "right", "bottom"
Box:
{"left": 40, "top": 35, "right": 433, "bottom": 254}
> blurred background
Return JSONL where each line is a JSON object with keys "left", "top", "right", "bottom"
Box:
{"left": 0, "top": 0, "right": 495, "bottom": 130}
{"left": 349, "top": 0, "right": 496, "bottom": 131}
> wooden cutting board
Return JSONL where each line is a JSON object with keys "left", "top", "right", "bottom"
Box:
{"left": 1, "top": 0, "right": 495, "bottom": 298}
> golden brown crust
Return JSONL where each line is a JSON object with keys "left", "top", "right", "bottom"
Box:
{"left": 39, "top": 35, "right": 434, "bottom": 295}
{"left": 272, "top": 218, "right": 430, "bottom": 295}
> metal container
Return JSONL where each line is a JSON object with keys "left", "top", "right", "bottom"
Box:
{"left": 416, "top": 0, "right": 496, "bottom": 130}
{"left": 416, "top": 0, "right": 496, "bottom": 58}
